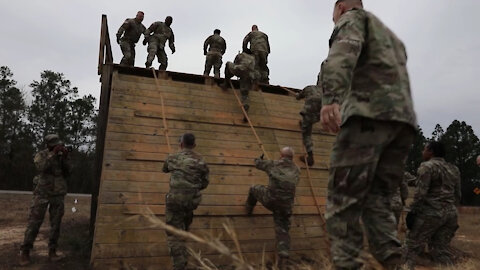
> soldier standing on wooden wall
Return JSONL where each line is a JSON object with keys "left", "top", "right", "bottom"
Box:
{"left": 162, "top": 133, "right": 209, "bottom": 270}
{"left": 203, "top": 29, "right": 226, "bottom": 79}
{"left": 116, "top": 11, "right": 147, "bottom": 66}
{"left": 243, "top": 25, "right": 271, "bottom": 84}
{"left": 144, "top": 16, "right": 176, "bottom": 71}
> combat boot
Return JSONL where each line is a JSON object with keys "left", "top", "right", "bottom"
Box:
{"left": 19, "top": 250, "right": 31, "bottom": 266}
{"left": 245, "top": 203, "right": 253, "bottom": 216}
{"left": 48, "top": 248, "right": 63, "bottom": 262}
{"left": 299, "top": 151, "right": 314, "bottom": 166}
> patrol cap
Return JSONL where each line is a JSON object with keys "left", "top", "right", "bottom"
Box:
{"left": 45, "top": 134, "right": 63, "bottom": 147}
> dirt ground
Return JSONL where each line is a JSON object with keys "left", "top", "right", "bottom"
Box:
{"left": 0, "top": 192, "right": 479, "bottom": 269}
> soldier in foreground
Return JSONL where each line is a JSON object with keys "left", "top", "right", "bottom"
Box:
{"left": 116, "top": 11, "right": 146, "bottom": 66}
{"left": 296, "top": 85, "right": 322, "bottom": 166}
{"left": 162, "top": 133, "right": 209, "bottom": 270}
{"left": 223, "top": 50, "right": 259, "bottom": 121}
{"left": 406, "top": 141, "right": 461, "bottom": 269}
{"left": 319, "top": 0, "right": 417, "bottom": 269}
{"left": 243, "top": 25, "right": 271, "bottom": 84}
{"left": 390, "top": 172, "right": 411, "bottom": 228}
{"left": 203, "top": 29, "right": 226, "bottom": 78}
{"left": 144, "top": 16, "right": 175, "bottom": 70}
{"left": 245, "top": 147, "right": 300, "bottom": 262}
{"left": 19, "top": 134, "right": 72, "bottom": 266}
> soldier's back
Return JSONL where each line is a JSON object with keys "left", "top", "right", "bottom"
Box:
{"left": 165, "top": 150, "right": 209, "bottom": 190}
{"left": 247, "top": 31, "right": 269, "bottom": 52}
{"left": 207, "top": 35, "right": 226, "bottom": 52}
{"left": 122, "top": 18, "right": 146, "bottom": 42}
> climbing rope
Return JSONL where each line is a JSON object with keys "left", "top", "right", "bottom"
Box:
{"left": 151, "top": 68, "right": 172, "bottom": 153}
{"left": 228, "top": 80, "right": 270, "bottom": 160}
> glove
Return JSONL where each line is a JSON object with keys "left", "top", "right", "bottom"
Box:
{"left": 171, "top": 47, "right": 176, "bottom": 54}
{"left": 116, "top": 36, "right": 121, "bottom": 44}
{"left": 259, "top": 154, "right": 264, "bottom": 160}
{"left": 204, "top": 50, "right": 207, "bottom": 56}
{"left": 142, "top": 38, "right": 148, "bottom": 46}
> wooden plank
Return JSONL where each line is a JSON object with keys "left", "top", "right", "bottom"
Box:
{"left": 93, "top": 224, "right": 325, "bottom": 244}
{"left": 95, "top": 215, "right": 326, "bottom": 229}
{"left": 99, "top": 191, "right": 326, "bottom": 206}
{"left": 93, "top": 237, "right": 326, "bottom": 259}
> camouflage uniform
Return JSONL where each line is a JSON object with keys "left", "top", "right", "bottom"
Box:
{"left": 116, "top": 18, "right": 146, "bottom": 66}
{"left": 203, "top": 33, "right": 226, "bottom": 78}
{"left": 321, "top": 8, "right": 417, "bottom": 269}
{"left": 390, "top": 172, "right": 411, "bottom": 226}
{"left": 21, "top": 135, "right": 72, "bottom": 253}
{"left": 246, "top": 157, "right": 300, "bottom": 258}
{"left": 145, "top": 21, "right": 175, "bottom": 70}
{"left": 243, "top": 30, "right": 270, "bottom": 83}
{"left": 224, "top": 52, "right": 259, "bottom": 112}
{"left": 296, "top": 85, "right": 322, "bottom": 154}
{"left": 162, "top": 149, "right": 209, "bottom": 270}
{"left": 406, "top": 158, "right": 461, "bottom": 268}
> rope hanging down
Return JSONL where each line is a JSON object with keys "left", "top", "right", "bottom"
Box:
{"left": 151, "top": 68, "right": 172, "bottom": 153}
{"left": 228, "top": 80, "right": 270, "bottom": 160}
{"left": 303, "top": 146, "right": 330, "bottom": 257}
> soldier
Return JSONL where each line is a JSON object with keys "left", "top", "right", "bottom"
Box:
{"left": 203, "top": 29, "right": 227, "bottom": 78}
{"left": 390, "top": 172, "right": 412, "bottom": 228}
{"left": 243, "top": 25, "right": 270, "bottom": 84}
{"left": 162, "top": 133, "right": 209, "bottom": 270}
{"left": 245, "top": 147, "right": 300, "bottom": 261}
{"left": 116, "top": 11, "right": 147, "bottom": 66}
{"left": 320, "top": 0, "right": 417, "bottom": 269}
{"left": 144, "top": 16, "right": 175, "bottom": 70}
{"left": 223, "top": 50, "right": 259, "bottom": 122}
{"left": 405, "top": 141, "right": 461, "bottom": 269}
{"left": 19, "top": 134, "right": 72, "bottom": 266}
{"left": 296, "top": 85, "right": 322, "bottom": 166}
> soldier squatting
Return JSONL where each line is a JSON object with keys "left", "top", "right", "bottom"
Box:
{"left": 18, "top": 1, "right": 468, "bottom": 269}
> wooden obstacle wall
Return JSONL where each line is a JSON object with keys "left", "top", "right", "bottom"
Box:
{"left": 90, "top": 67, "right": 335, "bottom": 269}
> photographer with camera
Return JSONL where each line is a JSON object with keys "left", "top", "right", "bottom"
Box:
{"left": 19, "top": 134, "right": 72, "bottom": 266}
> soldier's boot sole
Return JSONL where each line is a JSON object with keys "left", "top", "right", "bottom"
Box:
{"left": 19, "top": 251, "right": 31, "bottom": 266}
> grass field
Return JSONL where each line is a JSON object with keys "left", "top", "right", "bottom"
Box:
{"left": 0, "top": 192, "right": 478, "bottom": 269}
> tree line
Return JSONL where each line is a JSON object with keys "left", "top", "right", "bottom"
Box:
{"left": 0, "top": 66, "right": 97, "bottom": 193}
{"left": 1, "top": 65, "right": 479, "bottom": 204}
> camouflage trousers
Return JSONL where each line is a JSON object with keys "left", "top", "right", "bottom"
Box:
{"left": 246, "top": 185, "right": 293, "bottom": 258}
{"left": 252, "top": 50, "right": 269, "bottom": 83}
{"left": 146, "top": 41, "right": 168, "bottom": 70}
{"left": 204, "top": 51, "right": 223, "bottom": 78}
{"left": 119, "top": 40, "right": 136, "bottom": 66}
{"left": 326, "top": 117, "right": 414, "bottom": 270}
{"left": 21, "top": 195, "right": 65, "bottom": 251}
{"left": 300, "top": 112, "right": 320, "bottom": 154}
{"left": 165, "top": 190, "right": 202, "bottom": 270}
{"left": 225, "top": 62, "right": 254, "bottom": 112}
{"left": 406, "top": 209, "right": 458, "bottom": 268}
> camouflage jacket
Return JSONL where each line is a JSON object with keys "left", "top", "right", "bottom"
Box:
{"left": 255, "top": 157, "right": 300, "bottom": 203}
{"left": 162, "top": 149, "right": 209, "bottom": 191}
{"left": 116, "top": 18, "right": 146, "bottom": 43}
{"left": 297, "top": 85, "right": 323, "bottom": 116}
{"left": 33, "top": 149, "right": 72, "bottom": 196}
{"left": 320, "top": 8, "right": 417, "bottom": 128}
{"left": 145, "top": 21, "right": 175, "bottom": 51}
{"left": 228, "top": 52, "right": 259, "bottom": 80}
{"left": 390, "top": 172, "right": 411, "bottom": 211}
{"left": 411, "top": 158, "right": 461, "bottom": 216}
{"left": 204, "top": 34, "right": 226, "bottom": 55}
{"left": 243, "top": 31, "right": 270, "bottom": 53}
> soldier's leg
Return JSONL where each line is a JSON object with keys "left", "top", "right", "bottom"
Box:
{"left": 273, "top": 210, "right": 292, "bottom": 258}
{"left": 259, "top": 52, "right": 269, "bottom": 83}
{"left": 48, "top": 195, "right": 65, "bottom": 250}
{"left": 21, "top": 196, "right": 49, "bottom": 251}
{"left": 362, "top": 123, "right": 414, "bottom": 268}
{"left": 203, "top": 56, "right": 212, "bottom": 76}
{"left": 405, "top": 215, "right": 443, "bottom": 269}
{"left": 239, "top": 78, "right": 252, "bottom": 112}
{"left": 158, "top": 47, "right": 168, "bottom": 71}
{"left": 145, "top": 41, "right": 158, "bottom": 68}
{"left": 246, "top": 185, "right": 271, "bottom": 214}
{"left": 129, "top": 43, "right": 136, "bottom": 66}
{"left": 213, "top": 55, "right": 222, "bottom": 79}
{"left": 429, "top": 212, "right": 459, "bottom": 266}
{"left": 120, "top": 41, "right": 133, "bottom": 66}
{"left": 165, "top": 193, "right": 189, "bottom": 270}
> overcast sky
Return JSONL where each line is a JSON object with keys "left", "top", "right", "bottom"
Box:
{"left": 1, "top": 0, "right": 479, "bottom": 137}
